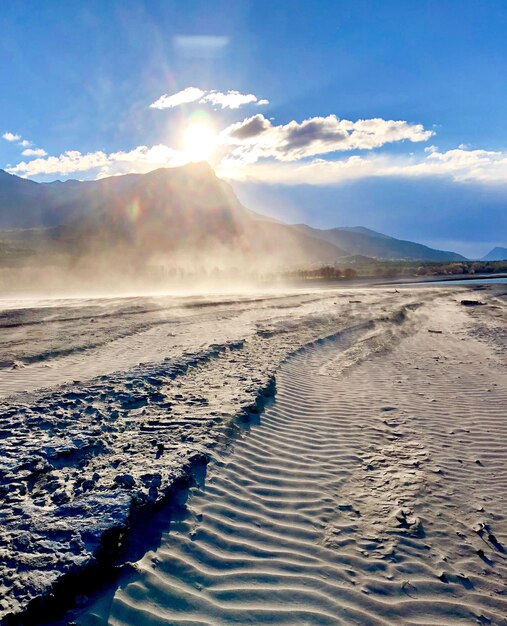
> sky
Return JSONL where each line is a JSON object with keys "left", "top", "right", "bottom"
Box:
{"left": 1, "top": 0, "right": 506, "bottom": 258}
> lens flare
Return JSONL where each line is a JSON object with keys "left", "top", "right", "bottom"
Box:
{"left": 183, "top": 123, "right": 217, "bottom": 162}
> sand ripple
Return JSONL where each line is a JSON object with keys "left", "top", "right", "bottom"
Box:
{"left": 76, "top": 294, "right": 507, "bottom": 625}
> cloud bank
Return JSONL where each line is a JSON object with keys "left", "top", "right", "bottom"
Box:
{"left": 221, "top": 148, "right": 507, "bottom": 186}
{"left": 150, "top": 87, "right": 269, "bottom": 110}
{"left": 6, "top": 106, "right": 506, "bottom": 190}
{"left": 7, "top": 145, "right": 189, "bottom": 179}
{"left": 220, "top": 114, "right": 434, "bottom": 163}
{"left": 9, "top": 141, "right": 507, "bottom": 188}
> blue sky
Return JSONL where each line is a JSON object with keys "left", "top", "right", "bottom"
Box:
{"left": 1, "top": 0, "right": 506, "bottom": 257}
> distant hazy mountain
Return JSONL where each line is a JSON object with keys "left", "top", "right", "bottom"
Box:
{"left": 0, "top": 165, "right": 467, "bottom": 266}
{"left": 293, "top": 224, "right": 467, "bottom": 262}
{"left": 331, "top": 226, "right": 392, "bottom": 240}
{"left": 481, "top": 247, "right": 507, "bottom": 261}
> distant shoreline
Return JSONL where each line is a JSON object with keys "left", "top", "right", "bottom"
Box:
{"left": 286, "top": 272, "right": 507, "bottom": 290}
{"left": 389, "top": 272, "right": 507, "bottom": 285}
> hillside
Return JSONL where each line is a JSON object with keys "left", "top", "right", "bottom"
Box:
{"left": 0, "top": 164, "right": 346, "bottom": 270}
{"left": 482, "top": 247, "right": 507, "bottom": 261}
{"left": 293, "top": 224, "right": 467, "bottom": 262}
{"left": 0, "top": 165, "right": 467, "bottom": 268}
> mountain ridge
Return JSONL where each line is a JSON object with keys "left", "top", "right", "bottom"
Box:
{"left": 0, "top": 165, "right": 470, "bottom": 264}
{"left": 481, "top": 246, "right": 507, "bottom": 261}
{"left": 293, "top": 224, "right": 467, "bottom": 262}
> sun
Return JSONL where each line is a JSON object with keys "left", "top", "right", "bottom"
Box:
{"left": 182, "top": 123, "right": 217, "bottom": 162}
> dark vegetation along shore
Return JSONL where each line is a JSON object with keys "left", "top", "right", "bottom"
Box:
{"left": 285, "top": 260, "right": 507, "bottom": 282}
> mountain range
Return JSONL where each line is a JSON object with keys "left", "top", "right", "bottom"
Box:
{"left": 481, "top": 247, "right": 507, "bottom": 261}
{"left": 293, "top": 224, "right": 465, "bottom": 262}
{"left": 0, "top": 164, "right": 490, "bottom": 269}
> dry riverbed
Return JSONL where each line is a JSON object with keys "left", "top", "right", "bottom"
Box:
{"left": 0, "top": 285, "right": 505, "bottom": 625}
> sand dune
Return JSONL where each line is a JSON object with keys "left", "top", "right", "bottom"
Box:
{"left": 71, "top": 287, "right": 507, "bottom": 626}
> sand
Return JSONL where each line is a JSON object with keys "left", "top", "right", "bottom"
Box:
{"left": 1, "top": 285, "right": 506, "bottom": 625}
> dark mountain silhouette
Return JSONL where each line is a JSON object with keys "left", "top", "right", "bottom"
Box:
{"left": 0, "top": 164, "right": 346, "bottom": 269}
{"left": 0, "top": 169, "right": 95, "bottom": 228}
{"left": 481, "top": 247, "right": 507, "bottom": 261}
{"left": 293, "top": 224, "right": 467, "bottom": 262}
{"left": 0, "top": 164, "right": 467, "bottom": 267}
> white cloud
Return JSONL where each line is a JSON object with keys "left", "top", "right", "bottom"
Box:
{"left": 2, "top": 132, "right": 39, "bottom": 150}
{"left": 5, "top": 93, "right": 504, "bottom": 193}
{"left": 7, "top": 150, "right": 110, "bottom": 177}
{"left": 219, "top": 148, "right": 507, "bottom": 186}
{"left": 218, "top": 155, "right": 389, "bottom": 184}
{"left": 150, "top": 87, "right": 206, "bottom": 110}
{"left": 6, "top": 145, "right": 190, "bottom": 179}
{"left": 201, "top": 90, "right": 261, "bottom": 109}
{"left": 97, "top": 144, "right": 189, "bottom": 178}
{"left": 8, "top": 145, "right": 507, "bottom": 187}
{"left": 21, "top": 148, "right": 47, "bottom": 157}
{"left": 220, "top": 114, "right": 434, "bottom": 163}
{"left": 150, "top": 87, "right": 269, "bottom": 110}
{"left": 419, "top": 148, "right": 507, "bottom": 182}
{"left": 2, "top": 132, "right": 21, "bottom": 142}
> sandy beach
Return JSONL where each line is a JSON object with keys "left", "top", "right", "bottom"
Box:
{"left": 0, "top": 284, "right": 505, "bottom": 625}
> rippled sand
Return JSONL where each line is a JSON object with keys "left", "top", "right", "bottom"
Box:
{"left": 1, "top": 285, "right": 506, "bottom": 625}
{"left": 72, "top": 287, "right": 507, "bottom": 626}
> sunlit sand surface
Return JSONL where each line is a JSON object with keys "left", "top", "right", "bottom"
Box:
{"left": 70, "top": 287, "right": 507, "bottom": 626}
{"left": 1, "top": 286, "right": 506, "bottom": 625}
